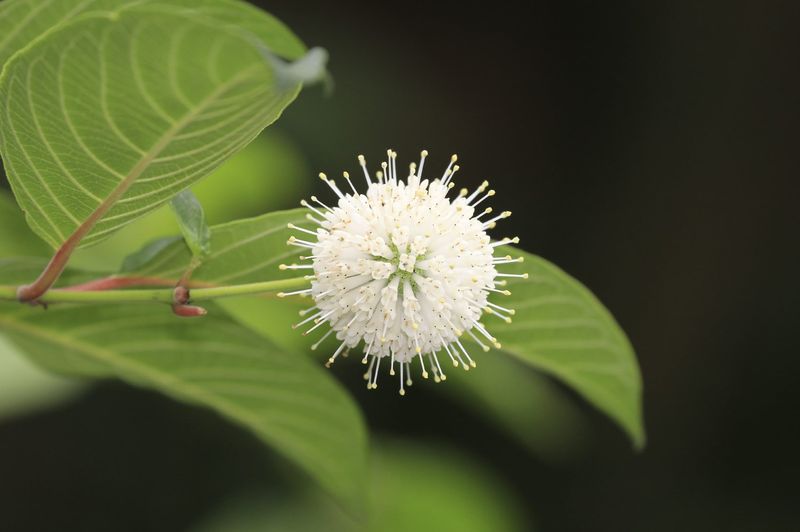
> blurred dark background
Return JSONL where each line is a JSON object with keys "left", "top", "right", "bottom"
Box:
{"left": 1, "top": 1, "right": 797, "bottom": 530}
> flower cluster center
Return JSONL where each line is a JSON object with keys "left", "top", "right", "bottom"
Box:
{"left": 381, "top": 243, "right": 426, "bottom": 283}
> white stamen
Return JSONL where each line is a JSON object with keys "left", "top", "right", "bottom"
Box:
{"left": 358, "top": 155, "right": 372, "bottom": 185}
{"left": 311, "top": 328, "right": 334, "bottom": 350}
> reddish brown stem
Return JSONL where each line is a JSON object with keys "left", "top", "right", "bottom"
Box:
{"left": 171, "top": 304, "right": 208, "bottom": 317}
{"left": 16, "top": 232, "right": 84, "bottom": 302}
{"left": 61, "top": 276, "right": 179, "bottom": 292}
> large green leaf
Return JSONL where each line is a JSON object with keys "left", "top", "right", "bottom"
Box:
{"left": 489, "top": 249, "right": 645, "bottom": 448}
{"left": 0, "top": 261, "right": 368, "bottom": 512}
{"left": 0, "top": 1, "right": 305, "bottom": 249}
{"left": 125, "top": 208, "right": 643, "bottom": 447}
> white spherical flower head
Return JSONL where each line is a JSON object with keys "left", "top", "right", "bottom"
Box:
{"left": 284, "top": 150, "right": 525, "bottom": 395}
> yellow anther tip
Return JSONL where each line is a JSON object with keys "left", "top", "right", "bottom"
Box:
{"left": 399, "top": 389, "right": 406, "bottom": 396}
{"left": 276, "top": 292, "right": 286, "bottom": 298}
{"left": 441, "top": 375, "right": 447, "bottom": 381}
{"left": 422, "top": 371, "right": 429, "bottom": 379}
{"left": 421, "top": 149, "right": 428, "bottom": 156}
{"left": 318, "top": 172, "right": 327, "bottom": 179}
{"left": 279, "top": 264, "right": 288, "bottom": 270}
{"left": 343, "top": 171, "right": 350, "bottom": 178}
{"left": 522, "top": 273, "right": 529, "bottom": 279}
{"left": 451, "top": 154, "right": 458, "bottom": 162}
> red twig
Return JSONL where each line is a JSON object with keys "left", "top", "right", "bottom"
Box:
{"left": 61, "top": 276, "right": 179, "bottom": 292}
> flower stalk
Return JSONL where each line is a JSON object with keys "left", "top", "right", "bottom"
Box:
{"left": 0, "top": 277, "right": 309, "bottom": 307}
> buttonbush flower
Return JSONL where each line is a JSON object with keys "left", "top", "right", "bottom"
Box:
{"left": 283, "top": 150, "right": 525, "bottom": 394}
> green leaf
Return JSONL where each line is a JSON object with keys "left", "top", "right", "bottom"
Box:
{"left": 119, "top": 235, "right": 183, "bottom": 273}
{"left": 0, "top": 1, "right": 306, "bottom": 249}
{"left": 489, "top": 248, "right": 645, "bottom": 448}
{"left": 125, "top": 208, "right": 309, "bottom": 284}
{"left": 170, "top": 190, "right": 211, "bottom": 258}
{"left": 0, "top": 262, "right": 368, "bottom": 512}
